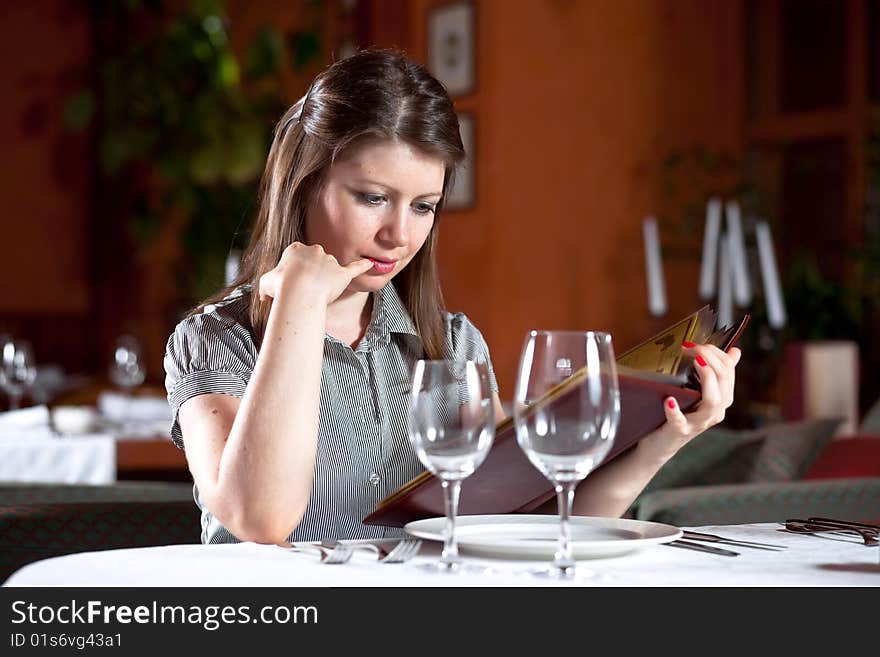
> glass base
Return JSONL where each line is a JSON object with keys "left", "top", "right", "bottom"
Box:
{"left": 414, "top": 560, "right": 497, "bottom": 576}
{"left": 519, "top": 563, "right": 612, "bottom": 583}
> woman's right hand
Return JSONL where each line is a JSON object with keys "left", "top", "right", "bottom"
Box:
{"left": 257, "top": 242, "right": 373, "bottom": 306}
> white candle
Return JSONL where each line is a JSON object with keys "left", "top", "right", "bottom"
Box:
{"left": 717, "top": 233, "right": 733, "bottom": 329}
{"left": 755, "top": 220, "right": 787, "bottom": 328}
{"left": 225, "top": 249, "right": 241, "bottom": 286}
{"left": 642, "top": 217, "right": 667, "bottom": 317}
{"left": 724, "top": 200, "right": 752, "bottom": 307}
{"left": 699, "top": 197, "right": 722, "bottom": 300}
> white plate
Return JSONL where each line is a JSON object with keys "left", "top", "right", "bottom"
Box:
{"left": 404, "top": 514, "right": 682, "bottom": 560}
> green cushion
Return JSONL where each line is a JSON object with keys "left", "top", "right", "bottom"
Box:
{"left": 632, "top": 477, "right": 880, "bottom": 526}
{"left": 860, "top": 397, "right": 880, "bottom": 433}
{"left": 676, "top": 417, "right": 844, "bottom": 487}
{"left": 642, "top": 426, "right": 762, "bottom": 493}
{"left": 746, "top": 417, "right": 844, "bottom": 482}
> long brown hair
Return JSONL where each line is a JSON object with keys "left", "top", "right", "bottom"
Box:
{"left": 196, "top": 49, "right": 464, "bottom": 358}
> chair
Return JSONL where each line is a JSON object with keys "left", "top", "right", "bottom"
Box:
{"left": 0, "top": 481, "right": 198, "bottom": 584}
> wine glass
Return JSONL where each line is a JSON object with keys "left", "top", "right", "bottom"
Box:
{"left": 513, "top": 330, "right": 620, "bottom": 579}
{"left": 0, "top": 337, "right": 37, "bottom": 411}
{"left": 108, "top": 335, "right": 146, "bottom": 394}
{"left": 408, "top": 359, "right": 496, "bottom": 573}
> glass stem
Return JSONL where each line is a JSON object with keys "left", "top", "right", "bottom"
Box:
{"left": 554, "top": 481, "right": 577, "bottom": 574}
{"left": 9, "top": 393, "right": 20, "bottom": 411}
{"left": 440, "top": 479, "right": 462, "bottom": 568}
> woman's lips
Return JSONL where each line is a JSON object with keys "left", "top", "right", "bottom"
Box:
{"left": 367, "top": 257, "right": 397, "bottom": 274}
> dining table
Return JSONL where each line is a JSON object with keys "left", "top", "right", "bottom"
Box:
{"left": 3, "top": 522, "right": 878, "bottom": 587}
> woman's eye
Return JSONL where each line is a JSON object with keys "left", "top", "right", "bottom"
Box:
{"left": 413, "top": 202, "right": 436, "bottom": 215}
{"left": 360, "top": 193, "right": 386, "bottom": 206}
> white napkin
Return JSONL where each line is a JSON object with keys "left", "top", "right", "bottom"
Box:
{"left": 0, "top": 432, "right": 115, "bottom": 484}
{"left": 97, "top": 391, "right": 173, "bottom": 423}
{"left": 0, "top": 404, "right": 51, "bottom": 430}
{"left": 96, "top": 391, "right": 172, "bottom": 440}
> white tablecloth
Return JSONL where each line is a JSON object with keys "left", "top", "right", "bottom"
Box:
{"left": 4, "top": 523, "right": 878, "bottom": 587}
{"left": 0, "top": 431, "right": 115, "bottom": 484}
{"left": 0, "top": 405, "right": 115, "bottom": 483}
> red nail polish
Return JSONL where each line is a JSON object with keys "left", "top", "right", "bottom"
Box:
{"left": 682, "top": 341, "right": 696, "bottom": 348}
{"left": 667, "top": 399, "right": 676, "bottom": 409}
{"left": 696, "top": 355, "right": 707, "bottom": 367}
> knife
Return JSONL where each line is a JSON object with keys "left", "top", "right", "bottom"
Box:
{"left": 682, "top": 530, "right": 786, "bottom": 551}
{"left": 666, "top": 539, "right": 739, "bottom": 557}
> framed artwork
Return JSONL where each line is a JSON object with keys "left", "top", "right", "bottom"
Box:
{"left": 445, "top": 112, "right": 475, "bottom": 210}
{"left": 427, "top": 2, "right": 476, "bottom": 97}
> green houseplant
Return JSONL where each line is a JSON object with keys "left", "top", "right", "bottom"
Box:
{"left": 65, "top": 0, "right": 324, "bottom": 302}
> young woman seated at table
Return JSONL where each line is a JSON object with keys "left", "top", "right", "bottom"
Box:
{"left": 163, "top": 49, "right": 741, "bottom": 545}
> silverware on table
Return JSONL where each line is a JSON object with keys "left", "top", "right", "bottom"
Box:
{"left": 320, "top": 538, "right": 423, "bottom": 563}
{"left": 278, "top": 541, "right": 355, "bottom": 564}
{"left": 279, "top": 538, "right": 423, "bottom": 564}
{"left": 681, "top": 530, "right": 787, "bottom": 551}
{"left": 782, "top": 518, "right": 879, "bottom": 546}
{"left": 665, "top": 540, "right": 739, "bottom": 557}
{"left": 808, "top": 517, "right": 880, "bottom": 533}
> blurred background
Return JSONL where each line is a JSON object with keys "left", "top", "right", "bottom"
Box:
{"left": 2, "top": 0, "right": 879, "bottom": 432}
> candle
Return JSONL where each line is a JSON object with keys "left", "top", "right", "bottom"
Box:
{"left": 225, "top": 249, "right": 241, "bottom": 286}
{"left": 717, "top": 233, "right": 733, "bottom": 329}
{"left": 755, "top": 220, "right": 787, "bottom": 328}
{"left": 699, "top": 197, "right": 722, "bottom": 300}
{"left": 724, "top": 200, "right": 752, "bottom": 307}
{"left": 642, "top": 217, "right": 667, "bottom": 317}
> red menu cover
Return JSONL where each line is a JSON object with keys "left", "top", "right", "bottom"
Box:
{"left": 363, "top": 309, "right": 749, "bottom": 528}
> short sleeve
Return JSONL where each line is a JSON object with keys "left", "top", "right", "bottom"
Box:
{"left": 444, "top": 313, "right": 500, "bottom": 394}
{"left": 163, "top": 309, "right": 258, "bottom": 449}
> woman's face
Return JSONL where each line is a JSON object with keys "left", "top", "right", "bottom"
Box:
{"left": 305, "top": 137, "right": 445, "bottom": 294}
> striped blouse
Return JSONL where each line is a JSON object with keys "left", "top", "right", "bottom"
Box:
{"left": 163, "top": 283, "right": 498, "bottom": 544}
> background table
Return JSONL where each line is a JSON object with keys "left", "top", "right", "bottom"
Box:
{"left": 4, "top": 523, "right": 878, "bottom": 587}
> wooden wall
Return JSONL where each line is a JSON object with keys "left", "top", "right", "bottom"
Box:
{"left": 0, "top": 0, "right": 743, "bottom": 401}
{"left": 374, "top": 0, "right": 744, "bottom": 396}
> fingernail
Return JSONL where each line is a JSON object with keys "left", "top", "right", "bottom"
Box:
{"left": 667, "top": 398, "right": 676, "bottom": 410}
{"left": 682, "top": 341, "right": 696, "bottom": 348}
{"left": 696, "top": 355, "right": 707, "bottom": 367}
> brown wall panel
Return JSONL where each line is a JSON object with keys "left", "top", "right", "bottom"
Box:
{"left": 0, "top": 1, "right": 92, "bottom": 314}
{"left": 396, "top": 0, "right": 744, "bottom": 396}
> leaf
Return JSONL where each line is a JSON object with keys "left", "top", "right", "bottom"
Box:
{"left": 216, "top": 51, "right": 240, "bottom": 87}
{"left": 224, "top": 122, "right": 267, "bottom": 184}
{"left": 244, "top": 26, "right": 283, "bottom": 80}
{"left": 63, "top": 91, "right": 95, "bottom": 131}
{"left": 289, "top": 30, "right": 321, "bottom": 71}
{"left": 99, "top": 129, "right": 156, "bottom": 175}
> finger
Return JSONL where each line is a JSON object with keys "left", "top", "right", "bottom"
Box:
{"left": 684, "top": 343, "right": 733, "bottom": 369}
{"left": 726, "top": 346, "right": 742, "bottom": 366}
{"left": 691, "top": 346, "right": 736, "bottom": 404}
{"left": 663, "top": 397, "right": 691, "bottom": 437}
{"left": 691, "top": 358, "right": 725, "bottom": 422}
{"left": 345, "top": 257, "right": 375, "bottom": 276}
{"left": 257, "top": 273, "right": 274, "bottom": 303}
{"left": 691, "top": 346, "right": 727, "bottom": 378}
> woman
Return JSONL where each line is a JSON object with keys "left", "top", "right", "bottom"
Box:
{"left": 164, "top": 48, "right": 740, "bottom": 545}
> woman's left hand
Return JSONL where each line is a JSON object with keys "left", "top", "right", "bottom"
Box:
{"left": 652, "top": 343, "right": 742, "bottom": 456}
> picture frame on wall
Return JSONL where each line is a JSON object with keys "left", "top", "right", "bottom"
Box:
{"left": 427, "top": 2, "right": 475, "bottom": 97}
{"left": 445, "top": 112, "right": 475, "bottom": 210}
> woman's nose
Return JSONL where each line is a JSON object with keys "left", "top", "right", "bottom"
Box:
{"left": 378, "top": 208, "right": 409, "bottom": 246}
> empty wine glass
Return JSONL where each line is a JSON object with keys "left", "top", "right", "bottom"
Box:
{"left": 513, "top": 330, "right": 620, "bottom": 579}
{"left": 0, "top": 337, "right": 37, "bottom": 411}
{"left": 108, "top": 335, "right": 146, "bottom": 394}
{"left": 408, "top": 359, "right": 496, "bottom": 573}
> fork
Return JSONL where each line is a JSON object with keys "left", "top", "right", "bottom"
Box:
{"left": 681, "top": 530, "right": 786, "bottom": 551}
{"left": 278, "top": 541, "right": 355, "bottom": 564}
{"left": 782, "top": 519, "right": 879, "bottom": 546}
{"left": 321, "top": 538, "right": 423, "bottom": 563}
